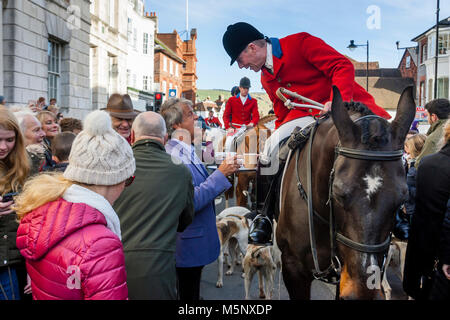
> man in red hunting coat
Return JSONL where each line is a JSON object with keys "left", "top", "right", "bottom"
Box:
{"left": 223, "top": 76, "right": 260, "bottom": 132}
{"left": 223, "top": 22, "right": 391, "bottom": 245}
{"left": 205, "top": 110, "right": 222, "bottom": 128}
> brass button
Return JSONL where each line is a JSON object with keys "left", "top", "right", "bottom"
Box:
{"left": 287, "top": 83, "right": 291, "bottom": 88}
{"left": 309, "top": 109, "right": 312, "bottom": 113}
{"left": 277, "top": 78, "right": 282, "bottom": 83}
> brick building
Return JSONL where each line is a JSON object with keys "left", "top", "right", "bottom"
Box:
{"left": 398, "top": 47, "right": 418, "bottom": 80}
{"left": 155, "top": 28, "right": 197, "bottom": 103}
{"left": 346, "top": 55, "right": 414, "bottom": 110}
{"left": 182, "top": 29, "right": 198, "bottom": 104}
{"left": 154, "top": 33, "right": 185, "bottom": 101}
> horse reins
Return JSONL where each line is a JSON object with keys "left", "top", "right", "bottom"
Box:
{"left": 296, "top": 114, "right": 403, "bottom": 284}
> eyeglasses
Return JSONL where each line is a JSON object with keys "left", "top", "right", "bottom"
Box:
{"left": 125, "top": 175, "right": 135, "bottom": 187}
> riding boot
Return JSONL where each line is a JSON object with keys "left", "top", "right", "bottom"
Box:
{"left": 248, "top": 168, "right": 275, "bottom": 246}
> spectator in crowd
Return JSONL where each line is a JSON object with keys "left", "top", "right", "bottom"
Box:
{"left": 205, "top": 110, "right": 222, "bottom": 128}
{"left": 36, "top": 111, "right": 60, "bottom": 147}
{"left": 230, "top": 86, "right": 240, "bottom": 97}
{"left": 415, "top": 98, "right": 450, "bottom": 167}
{"left": 103, "top": 93, "right": 138, "bottom": 144}
{"left": 432, "top": 198, "right": 450, "bottom": 300}
{"left": 0, "top": 107, "right": 31, "bottom": 300}
{"left": 27, "top": 100, "right": 40, "bottom": 113}
{"left": 14, "top": 110, "right": 135, "bottom": 300}
{"left": 429, "top": 120, "right": 450, "bottom": 300}
{"left": 59, "top": 117, "right": 83, "bottom": 135}
{"left": 114, "top": 111, "right": 195, "bottom": 300}
{"left": 50, "top": 132, "right": 76, "bottom": 172}
{"left": 403, "top": 120, "right": 450, "bottom": 300}
{"left": 161, "top": 98, "right": 240, "bottom": 301}
{"left": 36, "top": 111, "right": 59, "bottom": 171}
{"left": 47, "top": 105, "right": 58, "bottom": 115}
{"left": 49, "top": 98, "right": 57, "bottom": 107}
{"left": 13, "top": 110, "right": 47, "bottom": 175}
{"left": 394, "top": 133, "right": 427, "bottom": 240}
{"left": 36, "top": 97, "right": 46, "bottom": 111}
{"left": 0, "top": 96, "right": 6, "bottom": 105}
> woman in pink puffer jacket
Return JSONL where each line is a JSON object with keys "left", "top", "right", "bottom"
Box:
{"left": 14, "top": 110, "right": 136, "bottom": 300}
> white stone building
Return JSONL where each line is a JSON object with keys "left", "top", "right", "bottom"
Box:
{"left": 1, "top": 0, "right": 91, "bottom": 118}
{"left": 126, "top": 0, "right": 156, "bottom": 111}
{"left": 412, "top": 16, "right": 450, "bottom": 105}
{"left": 89, "top": 0, "right": 128, "bottom": 112}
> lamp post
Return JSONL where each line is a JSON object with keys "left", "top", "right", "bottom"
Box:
{"left": 348, "top": 40, "right": 369, "bottom": 92}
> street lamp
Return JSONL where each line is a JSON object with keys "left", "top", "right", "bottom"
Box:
{"left": 347, "top": 40, "right": 369, "bottom": 92}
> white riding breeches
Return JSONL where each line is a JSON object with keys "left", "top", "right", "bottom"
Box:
{"left": 260, "top": 116, "right": 315, "bottom": 176}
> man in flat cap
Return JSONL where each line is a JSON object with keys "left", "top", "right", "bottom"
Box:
{"left": 223, "top": 22, "right": 391, "bottom": 245}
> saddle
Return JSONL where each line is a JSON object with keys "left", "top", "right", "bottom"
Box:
{"left": 279, "top": 122, "right": 315, "bottom": 162}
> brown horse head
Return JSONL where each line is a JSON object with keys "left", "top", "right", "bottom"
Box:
{"left": 329, "top": 86, "right": 415, "bottom": 299}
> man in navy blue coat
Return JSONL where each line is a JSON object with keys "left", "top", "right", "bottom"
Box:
{"left": 162, "top": 98, "right": 240, "bottom": 301}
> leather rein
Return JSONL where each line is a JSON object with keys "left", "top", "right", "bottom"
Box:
{"left": 294, "top": 114, "right": 402, "bottom": 284}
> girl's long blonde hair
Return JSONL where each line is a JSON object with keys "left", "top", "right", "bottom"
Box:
{"left": 0, "top": 106, "right": 30, "bottom": 194}
{"left": 405, "top": 133, "right": 427, "bottom": 159}
{"left": 13, "top": 172, "right": 73, "bottom": 220}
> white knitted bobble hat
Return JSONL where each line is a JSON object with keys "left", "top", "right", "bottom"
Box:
{"left": 63, "top": 110, "right": 136, "bottom": 185}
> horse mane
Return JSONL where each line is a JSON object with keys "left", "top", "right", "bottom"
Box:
{"left": 258, "top": 114, "right": 277, "bottom": 126}
{"left": 344, "top": 101, "right": 390, "bottom": 148}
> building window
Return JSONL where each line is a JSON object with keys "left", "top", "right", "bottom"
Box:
{"left": 109, "top": 0, "right": 115, "bottom": 28}
{"left": 162, "top": 80, "right": 167, "bottom": 96}
{"left": 48, "top": 40, "right": 61, "bottom": 102}
{"left": 143, "top": 75, "right": 148, "bottom": 91}
{"left": 437, "top": 77, "right": 449, "bottom": 99}
{"left": 170, "top": 60, "right": 173, "bottom": 74}
{"left": 175, "top": 63, "right": 179, "bottom": 76}
{"left": 420, "top": 81, "right": 425, "bottom": 106}
{"left": 438, "top": 33, "right": 449, "bottom": 55}
{"left": 133, "top": 28, "right": 137, "bottom": 50}
{"left": 163, "top": 57, "right": 167, "bottom": 72}
{"left": 428, "top": 79, "right": 433, "bottom": 102}
{"left": 127, "top": 69, "right": 131, "bottom": 86}
{"left": 143, "top": 33, "right": 148, "bottom": 54}
{"left": 405, "top": 56, "right": 411, "bottom": 69}
{"left": 108, "top": 55, "right": 118, "bottom": 97}
{"left": 127, "top": 18, "right": 132, "bottom": 44}
{"left": 132, "top": 74, "right": 137, "bottom": 88}
{"left": 422, "top": 44, "right": 427, "bottom": 63}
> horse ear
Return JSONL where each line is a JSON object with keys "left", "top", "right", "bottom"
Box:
{"left": 390, "top": 86, "right": 416, "bottom": 148}
{"left": 331, "top": 85, "right": 357, "bottom": 144}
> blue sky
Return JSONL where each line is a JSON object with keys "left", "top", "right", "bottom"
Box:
{"left": 145, "top": 0, "right": 450, "bottom": 92}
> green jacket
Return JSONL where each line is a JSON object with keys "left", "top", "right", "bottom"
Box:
{"left": 415, "top": 119, "right": 447, "bottom": 168}
{"left": 113, "top": 139, "right": 194, "bottom": 299}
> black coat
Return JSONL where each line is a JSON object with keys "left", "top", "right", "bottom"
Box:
{"left": 403, "top": 143, "right": 450, "bottom": 299}
{"left": 440, "top": 199, "right": 450, "bottom": 266}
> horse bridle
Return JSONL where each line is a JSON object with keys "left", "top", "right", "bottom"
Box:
{"left": 296, "top": 114, "right": 403, "bottom": 284}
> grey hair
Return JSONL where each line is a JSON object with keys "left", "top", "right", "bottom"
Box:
{"left": 12, "top": 108, "right": 37, "bottom": 133}
{"left": 132, "top": 112, "right": 167, "bottom": 139}
{"left": 160, "top": 98, "right": 193, "bottom": 137}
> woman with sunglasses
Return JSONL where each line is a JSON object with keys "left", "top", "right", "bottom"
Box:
{"left": 13, "top": 110, "right": 136, "bottom": 300}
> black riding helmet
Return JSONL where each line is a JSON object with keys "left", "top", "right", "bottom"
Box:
{"left": 222, "top": 22, "right": 265, "bottom": 65}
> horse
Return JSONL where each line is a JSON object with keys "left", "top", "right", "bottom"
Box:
{"left": 276, "top": 86, "right": 415, "bottom": 300}
{"left": 216, "top": 115, "right": 277, "bottom": 208}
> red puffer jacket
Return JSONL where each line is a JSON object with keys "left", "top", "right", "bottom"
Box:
{"left": 16, "top": 198, "right": 128, "bottom": 300}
